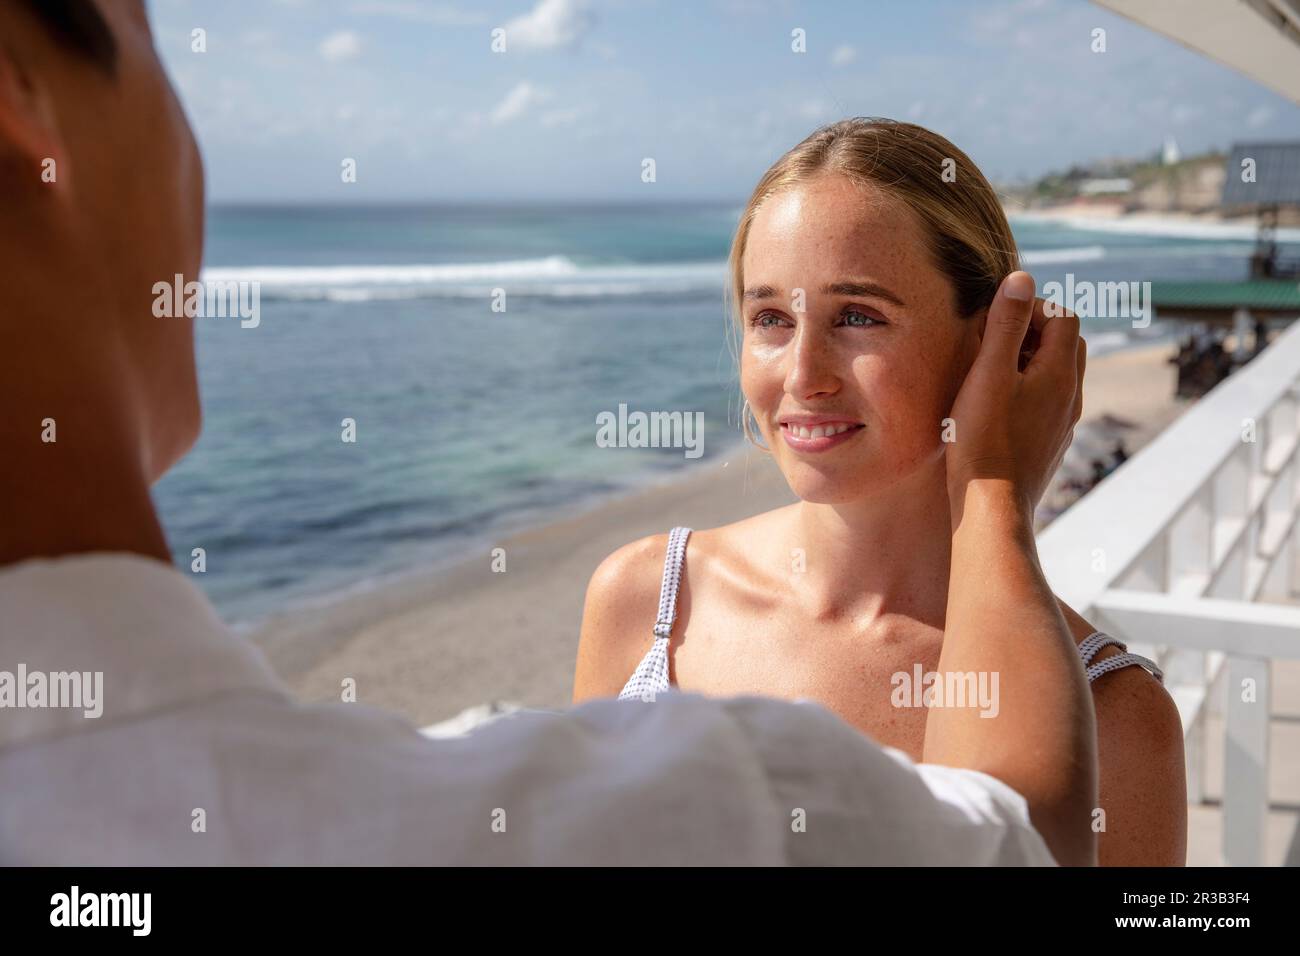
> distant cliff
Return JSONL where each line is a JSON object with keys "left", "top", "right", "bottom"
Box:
{"left": 999, "top": 152, "right": 1299, "bottom": 222}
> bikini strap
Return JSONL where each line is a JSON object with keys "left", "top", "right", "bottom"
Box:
{"left": 653, "top": 527, "right": 692, "bottom": 640}
{"left": 1078, "top": 629, "right": 1164, "bottom": 684}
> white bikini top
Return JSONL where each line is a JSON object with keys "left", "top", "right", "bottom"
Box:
{"left": 617, "top": 526, "right": 1163, "bottom": 702}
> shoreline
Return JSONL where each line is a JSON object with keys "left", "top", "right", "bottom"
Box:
{"left": 238, "top": 438, "right": 759, "bottom": 636}
{"left": 246, "top": 339, "right": 1188, "bottom": 727}
{"left": 1009, "top": 205, "right": 1300, "bottom": 243}
{"left": 249, "top": 436, "right": 797, "bottom": 722}
{"left": 230, "top": 324, "right": 1174, "bottom": 630}
{"left": 226, "top": 438, "right": 752, "bottom": 633}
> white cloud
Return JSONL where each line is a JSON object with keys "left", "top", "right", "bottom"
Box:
{"left": 501, "top": 0, "right": 596, "bottom": 51}
{"left": 490, "top": 81, "right": 551, "bottom": 124}
{"left": 830, "top": 44, "right": 856, "bottom": 67}
{"left": 319, "top": 31, "right": 362, "bottom": 62}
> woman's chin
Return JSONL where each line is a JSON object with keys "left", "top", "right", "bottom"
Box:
{"left": 782, "top": 469, "right": 872, "bottom": 505}
{"left": 779, "top": 447, "right": 944, "bottom": 505}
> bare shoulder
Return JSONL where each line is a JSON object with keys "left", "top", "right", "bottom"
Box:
{"left": 1054, "top": 596, "right": 1180, "bottom": 721}
{"left": 1055, "top": 596, "right": 1187, "bottom": 863}
{"left": 683, "top": 505, "right": 799, "bottom": 583}
{"left": 571, "top": 533, "right": 672, "bottom": 702}
{"left": 588, "top": 532, "right": 672, "bottom": 623}
{"left": 571, "top": 509, "right": 794, "bottom": 702}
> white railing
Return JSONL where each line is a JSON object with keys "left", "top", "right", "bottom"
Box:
{"left": 1039, "top": 317, "right": 1300, "bottom": 867}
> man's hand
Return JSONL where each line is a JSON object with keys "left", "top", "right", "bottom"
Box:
{"left": 928, "top": 271, "right": 1098, "bottom": 865}
{"left": 945, "top": 271, "right": 1085, "bottom": 522}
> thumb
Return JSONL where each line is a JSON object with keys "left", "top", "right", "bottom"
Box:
{"left": 976, "top": 271, "right": 1036, "bottom": 376}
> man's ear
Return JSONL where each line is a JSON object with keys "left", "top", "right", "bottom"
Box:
{"left": 0, "top": 42, "right": 66, "bottom": 189}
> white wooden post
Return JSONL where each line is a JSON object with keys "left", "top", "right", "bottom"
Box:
{"left": 1035, "top": 322, "right": 1300, "bottom": 868}
{"left": 1223, "top": 656, "right": 1269, "bottom": 867}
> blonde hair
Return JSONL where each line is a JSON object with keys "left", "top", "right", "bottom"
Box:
{"left": 726, "top": 117, "right": 1020, "bottom": 448}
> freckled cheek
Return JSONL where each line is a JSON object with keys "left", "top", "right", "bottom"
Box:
{"left": 739, "top": 342, "right": 786, "bottom": 427}
{"left": 848, "top": 354, "right": 951, "bottom": 449}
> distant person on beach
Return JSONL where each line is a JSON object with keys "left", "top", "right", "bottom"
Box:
{"left": 1252, "top": 317, "right": 1271, "bottom": 359}
{"left": 1089, "top": 458, "right": 1110, "bottom": 488}
{"left": 575, "top": 119, "right": 1187, "bottom": 865}
{"left": 2, "top": 0, "right": 1098, "bottom": 867}
{"left": 1173, "top": 329, "right": 1236, "bottom": 398}
{"left": 1171, "top": 336, "right": 1197, "bottom": 397}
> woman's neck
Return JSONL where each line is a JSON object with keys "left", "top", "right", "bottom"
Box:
{"left": 784, "top": 455, "right": 954, "bottom": 629}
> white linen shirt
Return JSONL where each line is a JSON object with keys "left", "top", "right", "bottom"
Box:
{"left": 0, "top": 554, "right": 1057, "bottom": 866}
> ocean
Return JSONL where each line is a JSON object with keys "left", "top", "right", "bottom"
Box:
{"left": 157, "top": 202, "right": 1295, "bottom": 623}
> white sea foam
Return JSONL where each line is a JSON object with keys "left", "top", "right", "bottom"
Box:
{"left": 202, "top": 257, "right": 728, "bottom": 301}
{"left": 1020, "top": 245, "right": 1106, "bottom": 265}
{"left": 203, "top": 228, "right": 1262, "bottom": 305}
{"left": 1079, "top": 330, "right": 1135, "bottom": 356}
{"left": 204, "top": 255, "right": 581, "bottom": 286}
{"left": 1011, "top": 211, "right": 1300, "bottom": 243}
{"left": 204, "top": 248, "right": 1124, "bottom": 304}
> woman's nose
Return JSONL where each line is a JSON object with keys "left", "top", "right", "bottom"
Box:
{"left": 785, "top": 327, "right": 840, "bottom": 400}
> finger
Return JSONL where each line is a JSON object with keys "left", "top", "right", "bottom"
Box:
{"left": 1018, "top": 297, "right": 1070, "bottom": 372}
{"left": 977, "top": 271, "right": 1036, "bottom": 377}
{"left": 1029, "top": 297, "right": 1071, "bottom": 335}
{"left": 1074, "top": 338, "right": 1087, "bottom": 422}
{"left": 1023, "top": 294, "right": 1080, "bottom": 385}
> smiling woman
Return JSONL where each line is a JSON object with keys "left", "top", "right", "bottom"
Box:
{"left": 739, "top": 142, "right": 1014, "bottom": 514}
{"left": 573, "top": 116, "right": 1187, "bottom": 867}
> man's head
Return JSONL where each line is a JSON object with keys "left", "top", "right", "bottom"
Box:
{"left": 16, "top": 0, "right": 119, "bottom": 73}
{"left": 1, "top": 0, "right": 205, "bottom": 481}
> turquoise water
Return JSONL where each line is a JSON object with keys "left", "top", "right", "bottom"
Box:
{"left": 156, "top": 202, "right": 1284, "bottom": 622}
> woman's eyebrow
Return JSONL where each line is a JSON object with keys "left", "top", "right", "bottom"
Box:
{"left": 822, "top": 281, "right": 907, "bottom": 307}
{"left": 741, "top": 281, "right": 906, "bottom": 307}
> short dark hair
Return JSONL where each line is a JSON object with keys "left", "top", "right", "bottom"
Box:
{"left": 19, "top": 0, "right": 117, "bottom": 74}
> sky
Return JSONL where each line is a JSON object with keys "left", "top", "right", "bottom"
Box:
{"left": 150, "top": 0, "right": 1300, "bottom": 202}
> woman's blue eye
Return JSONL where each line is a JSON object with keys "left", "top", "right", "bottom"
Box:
{"left": 750, "top": 309, "right": 880, "bottom": 329}
{"left": 842, "top": 309, "right": 879, "bottom": 327}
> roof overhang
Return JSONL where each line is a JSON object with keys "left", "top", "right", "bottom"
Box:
{"left": 1093, "top": 0, "right": 1300, "bottom": 105}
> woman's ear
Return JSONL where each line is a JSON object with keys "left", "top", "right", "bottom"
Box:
{"left": 0, "top": 42, "right": 67, "bottom": 191}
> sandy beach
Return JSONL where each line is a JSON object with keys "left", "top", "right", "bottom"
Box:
{"left": 248, "top": 340, "right": 1188, "bottom": 727}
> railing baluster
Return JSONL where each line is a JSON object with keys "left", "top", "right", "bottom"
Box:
{"left": 1223, "top": 656, "right": 1270, "bottom": 867}
{"left": 1039, "top": 322, "right": 1300, "bottom": 867}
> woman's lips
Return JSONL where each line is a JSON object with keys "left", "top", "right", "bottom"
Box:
{"left": 779, "top": 421, "right": 865, "bottom": 453}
